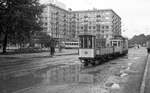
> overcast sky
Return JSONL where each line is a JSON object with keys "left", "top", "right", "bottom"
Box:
{"left": 41, "top": 0, "right": 150, "bottom": 38}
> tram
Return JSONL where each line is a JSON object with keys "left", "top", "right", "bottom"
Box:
{"left": 78, "top": 33, "right": 128, "bottom": 66}
{"left": 64, "top": 41, "right": 79, "bottom": 49}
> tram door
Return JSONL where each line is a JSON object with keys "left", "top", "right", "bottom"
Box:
{"left": 79, "top": 35, "right": 96, "bottom": 58}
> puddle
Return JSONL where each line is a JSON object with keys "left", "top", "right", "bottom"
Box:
{"left": 79, "top": 74, "right": 94, "bottom": 83}
{"left": 44, "top": 64, "right": 81, "bottom": 84}
{"left": 0, "top": 56, "right": 129, "bottom": 93}
{"left": 133, "top": 57, "right": 140, "bottom": 60}
{"left": 1, "top": 64, "right": 93, "bottom": 93}
{"left": 128, "top": 63, "right": 132, "bottom": 66}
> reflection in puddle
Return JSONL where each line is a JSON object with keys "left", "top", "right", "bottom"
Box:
{"left": 43, "top": 64, "right": 81, "bottom": 84}
{"left": 1, "top": 63, "right": 112, "bottom": 93}
{"left": 0, "top": 64, "right": 83, "bottom": 93}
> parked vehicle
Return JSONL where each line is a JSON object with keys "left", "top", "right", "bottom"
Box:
{"left": 146, "top": 41, "right": 150, "bottom": 53}
{"left": 78, "top": 33, "right": 128, "bottom": 66}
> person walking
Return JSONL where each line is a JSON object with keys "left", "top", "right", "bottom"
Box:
{"left": 50, "top": 39, "right": 55, "bottom": 57}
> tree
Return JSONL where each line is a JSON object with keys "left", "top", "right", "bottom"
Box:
{"left": 128, "top": 34, "right": 150, "bottom": 47}
{"left": 37, "top": 32, "right": 52, "bottom": 48}
{"left": 0, "top": 0, "right": 44, "bottom": 53}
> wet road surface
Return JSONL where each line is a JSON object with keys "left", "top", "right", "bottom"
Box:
{"left": 0, "top": 55, "right": 79, "bottom": 77}
{"left": 0, "top": 47, "right": 148, "bottom": 93}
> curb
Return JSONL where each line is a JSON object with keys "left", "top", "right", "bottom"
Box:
{"left": 140, "top": 54, "right": 149, "bottom": 93}
{"left": 55, "top": 53, "right": 78, "bottom": 56}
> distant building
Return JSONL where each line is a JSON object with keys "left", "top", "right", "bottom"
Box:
{"left": 41, "top": 3, "right": 121, "bottom": 46}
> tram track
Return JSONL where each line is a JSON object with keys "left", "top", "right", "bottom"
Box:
{"left": 0, "top": 56, "right": 78, "bottom": 77}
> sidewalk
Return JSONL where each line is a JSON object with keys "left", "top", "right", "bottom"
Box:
{"left": 143, "top": 54, "right": 150, "bottom": 93}
{"left": 0, "top": 49, "right": 78, "bottom": 58}
{"left": 0, "top": 49, "right": 78, "bottom": 65}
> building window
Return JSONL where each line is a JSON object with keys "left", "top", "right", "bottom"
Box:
{"left": 93, "top": 26, "right": 95, "bottom": 29}
{"left": 102, "top": 26, "right": 104, "bottom": 29}
{"left": 96, "top": 15, "right": 101, "bottom": 18}
{"left": 105, "top": 12, "right": 111, "bottom": 15}
{"left": 96, "top": 19, "right": 101, "bottom": 22}
{"left": 81, "top": 27, "right": 83, "bottom": 29}
{"left": 45, "top": 17, "right": 47, "bottom": 20}
{"left": 56, "top": 11, "right": 59, "bottom": 15}
{"left": 89, "top": 26, "right": 91, "bottom": 29}
{"left": 84, "top": 24, "right": 88, "bottom": 31}
{"left": 96, "top": 24, "right": 100, "bottom": 31}
{"left": 106, "top": 34, "right": 108, "bottom": 38}
{"left": 64, "top": 14, "right": 66, "bottom": 17}
{"left": 84, "top": 15, "right": 88, "bottom": 18}
{"left": 84, "top": 20, "right": 88, "bottom": 22}
{"left": 106, "top": 26, "right": 109, "bottom": 29}
{"left": 45, "top": 22, "right": 47, "bottom": 26}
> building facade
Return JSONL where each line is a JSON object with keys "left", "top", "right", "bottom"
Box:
{"left": 41, "top": 4, "right": 71, "bottom": 43}
{"left": 70, "top": 9, "right": 121, "bottom": 46}
{"left": 41, "top": 4, "right": 121, "bottom": 46}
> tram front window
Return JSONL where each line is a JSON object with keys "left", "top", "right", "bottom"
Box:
{"left": 80, "top": 36, "right": 93, "bottom": 48}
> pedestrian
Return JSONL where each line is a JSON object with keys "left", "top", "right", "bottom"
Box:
{"left": 50, "top": 46, "right": 54, "bottom": 56}
{"left": 59, "top": 45, "right": 63, "bottom": 52}
{"left": 50, "top": 39, "right": 55, "bottom": 57}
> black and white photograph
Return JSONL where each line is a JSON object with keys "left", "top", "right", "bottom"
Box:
{"left": 0, "top": 0, "right": 150, "bottom": 93}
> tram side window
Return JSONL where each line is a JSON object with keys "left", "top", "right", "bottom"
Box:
{"left": 88, "top": 36, "right": 92, "bottom": 48}
{"left": 80, "top": 37, "right": 84, "bottom": 48}
{"left": 80, "top": 36, "right": 93, "bottom": 48}
{"left": 118, "top": 41, "right": 120, "bottom": 46}
{"left": 84, "top": 37, "right": 88, "bottom": 48}
{"left": 84, "top": 36, "right": 92, "bottom": 48}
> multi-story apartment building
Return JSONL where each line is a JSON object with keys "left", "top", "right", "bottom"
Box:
{"left": 71, "top": 9, "right": 121, "bottom": 38}
{"left": 41, "top": 3, "right": 121, "bottom": 46}
{"left": 70, "top": 9, "right": 121, "bottom": 46}
{"left": 41, "top": 3, "right": 71, "bottom": 43}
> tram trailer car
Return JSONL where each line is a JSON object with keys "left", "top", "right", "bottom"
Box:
{"left": 78, "top": 34, "right": 128, "bottom": 66}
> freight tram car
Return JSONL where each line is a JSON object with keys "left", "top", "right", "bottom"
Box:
{"left": 78, "top": 33, "right": 128, "bottom": 66}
